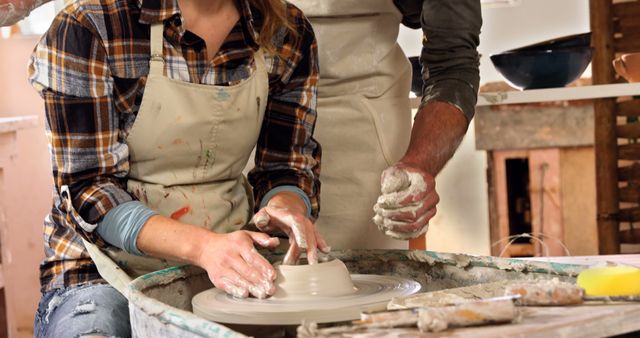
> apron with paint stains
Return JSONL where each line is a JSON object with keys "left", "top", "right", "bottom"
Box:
{"left": 289, "top": 0, "right": 412, "bottom": 249}
{"left": 82, "top": 23, "right": 269, "bottom": 294}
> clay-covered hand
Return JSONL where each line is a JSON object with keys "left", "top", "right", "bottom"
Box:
{"left": 0, "top": 0, "right": 52, "bottom": 27}
{"left": 373, "top": 163, "right": 439, "bottom": 239}
{"left": 197, "top": 230, "right": 280, "bottom": 299}
{"left": 251, "top": 192, "right": 330, "bottom": 265}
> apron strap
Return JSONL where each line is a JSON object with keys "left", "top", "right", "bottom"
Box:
{"left": 149, "top": 23, "right": 165, "bottom": 75}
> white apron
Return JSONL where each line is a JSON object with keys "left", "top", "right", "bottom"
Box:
{"left": 289, "top": 0, "right": 413, "bottom": 249}
{"left": 81, "top": 23, "right": 269, "bottom": 294}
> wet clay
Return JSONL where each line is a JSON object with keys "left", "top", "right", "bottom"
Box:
{"left": 192, "top": 259, "right": 421, "bottom": 325}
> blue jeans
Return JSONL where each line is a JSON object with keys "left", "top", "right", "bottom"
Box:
{"left": 34, "top": 284, "right": 131, "bottom": 338}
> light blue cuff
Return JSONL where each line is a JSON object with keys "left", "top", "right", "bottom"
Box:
{"left": 260, "top": 185, "right": 312, "bottom": 218}
{"left": 97, "top": 200, "right": 157, "bottom": 256}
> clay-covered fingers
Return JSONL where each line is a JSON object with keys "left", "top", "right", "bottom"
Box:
{"left": 373, "top": 207, "right": 436, "bottom": 239}
{"left": 256, "top": 206, "right": 330, "bottom": 265}
{"left": 374, "top": 164, "right": 439, "bottom": 239}
{"left": 202, "top": 231, "right": 278, "bottom": 299}
{"left": 374, "top": 190, "right": 439, "bottom": 222}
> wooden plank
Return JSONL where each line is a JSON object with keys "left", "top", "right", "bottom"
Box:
{"left": 619, "top": 207, "right": 640, "bottom": 222}
{"left": 372, "top": 303, "right": 640, "bottom": 337}
{"left": 476, "top": 83, "right": 640, "bottom": 107}
{"left": 492, "top": 151, "right": 529, "bottom": 257}
{"left": 560, "top": 148, "right": 599, "bottom": 256}
{"left": 618, "top": 144, "right": 640, "bottom": 160}
{"left": 612, "top": 0, "right": 640, "bottom": 20}
{"left": 620, "top": 228, "right": 640, "bottom": 244}
{"left": 528, "top": 149, "right": 565, "bottom": 256}
{"left": 409, "top": 235, "right": 426, "bottom": 250}
{"left": 474, "top": 105, "right": 594, "bottom": 151}
{"left": 617, "top": 100, "right": 640, "bottom": 116}
{"left": 614, "top": 16, "right": 640, "bottom": 34}
{"left": 619, "top": 185, "right": 640, "bottom": 203}
{"left": 505, "top": 243, "right": 534, "bottom": 257}
{"left": 487, "top": 152, "right": 502, "bottom": 256}
{"left": 522, "top": 254, "right": 640, "bottom": 267}
{"left": 0, "top": 116, "right": 37, "bottom": 134}
{"left": 614, "top": 33, "right": 640, "bottom": 53}
{"left": 591, "top": 0, "right": 620, "bottom": 255}
{"left": 617, "top": 123, "right": 640, "bottom": 138}
{"left": 618, "top": 163, "right": 640, "bottom": 181}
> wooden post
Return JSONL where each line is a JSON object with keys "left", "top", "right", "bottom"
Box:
{"left": 590, "top": 0, "right": 620, "bottom": 254}
{"left": 409, "top": 234, "right": 426, "bottom": 250}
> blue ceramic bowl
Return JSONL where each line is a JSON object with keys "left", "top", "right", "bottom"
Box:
{"left": 490, "top": 47, "right": 592, "bottom": 90}
{"left": 510, "top": 32, "right": 591, "bottom": 52}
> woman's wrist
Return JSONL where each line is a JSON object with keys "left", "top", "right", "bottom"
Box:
{"left": 266, "top": 191, "right": 308, "bottom": 216}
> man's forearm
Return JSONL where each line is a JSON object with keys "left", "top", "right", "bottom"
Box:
{"left": 400, "top": 101, "right": 469, "bottom": 176}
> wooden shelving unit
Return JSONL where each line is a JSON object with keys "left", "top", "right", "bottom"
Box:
{"left": 0, "top": 116, "right": 38, "bottom": 338}
{"left": 410, "top": 83, "right": 640, "bottom": 109}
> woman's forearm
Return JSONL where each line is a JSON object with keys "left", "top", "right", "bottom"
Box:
{"left": 136, "top": 215, "right": 214, "bottom": 265}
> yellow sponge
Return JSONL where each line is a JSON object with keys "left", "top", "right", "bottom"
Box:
{"left": 577, "top": 265, "right": 640, "bottom": 297}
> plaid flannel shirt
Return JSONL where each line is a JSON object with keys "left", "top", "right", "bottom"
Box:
{"left": 28, "top": 0, "right": 320, "bottom": 292}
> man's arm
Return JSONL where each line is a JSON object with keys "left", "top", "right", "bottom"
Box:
{"left": 373, "top": 0, "right": 481, "bottom": 239}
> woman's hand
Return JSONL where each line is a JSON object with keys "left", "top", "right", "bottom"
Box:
{"left": 137, "top": 216, "right": 280, "bottom": 299}
{"left": 196, "top": 230, "right": 280, "bottom": 299}
{"left": 251, "top": 191, "right": 330, "bottom": 265}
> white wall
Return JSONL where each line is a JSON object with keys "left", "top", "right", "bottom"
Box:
{"left": 397, "top": 0, "right": 590, "bottom": 255}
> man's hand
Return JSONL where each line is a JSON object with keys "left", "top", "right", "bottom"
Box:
{"left": 251, "top": 191, "right": 330, "bottom": 265}
{"left": 373, "top": 163, "right": 439, "bottom": 239}
{"left": 0, "top": 0, "right": 52, "bottom": 27}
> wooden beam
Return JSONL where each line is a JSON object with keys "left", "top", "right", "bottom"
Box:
{"left": 619, "top": 185, "right": 640, "bottom": 203}
{"left": 616, "top": 123, "right": 640, "bottom": 139}
{"left": 618, "top": 207, "right": 640, "bottom": 222}
{"left": 614, "top": 33, "right": 640, "bottom": 53}
{"left": 618, "top": 163, "right": 640, "bottom": 181}
{"left": 591, "top": 0, "right": 621, "bottom": 254}
{"left": 618, "top": 144, "right": 640, "bottom": 160}
{"left": 505, "top": 243, "right": 534, "bottom": 257}
{"left": 617, "top": 100, "right": 640, "bottom": 117}
{"left": 408, "top": 234, "right": 426, "bottom": 251}
{"left": 620, "top": 228, "right": 640, "bottom": 244}
{"left": 612, "top": 0, "right": 640, "bottom": 20}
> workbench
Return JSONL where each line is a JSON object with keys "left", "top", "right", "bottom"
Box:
{"left": 0, "top": 116, "right": 39, "bottom": 338}
{"left": 406, "top": 254, "right": 640, "bottom": 338}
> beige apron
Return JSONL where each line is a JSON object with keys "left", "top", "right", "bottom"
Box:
{"left": 290, "top": 0, "right": 412, "bottom": 249}
{"left": 81, "top": 23, "right": 269, "bottom": 294}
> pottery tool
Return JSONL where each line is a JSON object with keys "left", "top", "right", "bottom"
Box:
{"left": 506, "top": 277, "right": 640, "bottom": 305}
{"left": 297, "top": 297, "right": 519, "bottom": 336}
{"left": 192, "top": 259, "right": 421, "bottom": 325}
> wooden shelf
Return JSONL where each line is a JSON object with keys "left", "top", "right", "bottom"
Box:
{"left": 410, "top": 83, "right": 640, "bottom": 109}
{"left": 0, "top": 116, "right": 37, "bottom": 134}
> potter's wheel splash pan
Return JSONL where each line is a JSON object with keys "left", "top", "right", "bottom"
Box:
{"left": 192, "top": 274, "right": 421, "bottom": 325}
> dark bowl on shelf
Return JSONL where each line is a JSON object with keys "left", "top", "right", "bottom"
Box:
{"left": 510, "top": 32, "right": 591, "bottom": 52}
{"left": 490, "top": 46, "right": 592, "bottom": 90}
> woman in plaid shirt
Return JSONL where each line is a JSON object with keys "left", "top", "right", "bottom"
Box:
{"left": 29, "top": 0, "right": 328, "bottom": 336}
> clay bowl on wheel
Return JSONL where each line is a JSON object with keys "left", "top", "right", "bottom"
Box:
{"left": 272, "top": 258, "right": 357, "bottom": 299}
{"left": 490, "top": 46, "right": 592, "bottom": 90}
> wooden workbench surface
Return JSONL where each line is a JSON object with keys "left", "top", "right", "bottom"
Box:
{"left": 346, "top": 255, "right": 640, "bottom": 338}
{"left": 440, "top": 255, "right": 640, "bottom": 337}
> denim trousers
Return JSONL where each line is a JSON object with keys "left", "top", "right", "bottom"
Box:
{"left": 34, "top": 283, "right": 131, "bottom": 338}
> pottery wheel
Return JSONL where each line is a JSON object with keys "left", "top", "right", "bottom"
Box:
{"left": 192, "top": 274, "right": 421, "bottom": 325}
